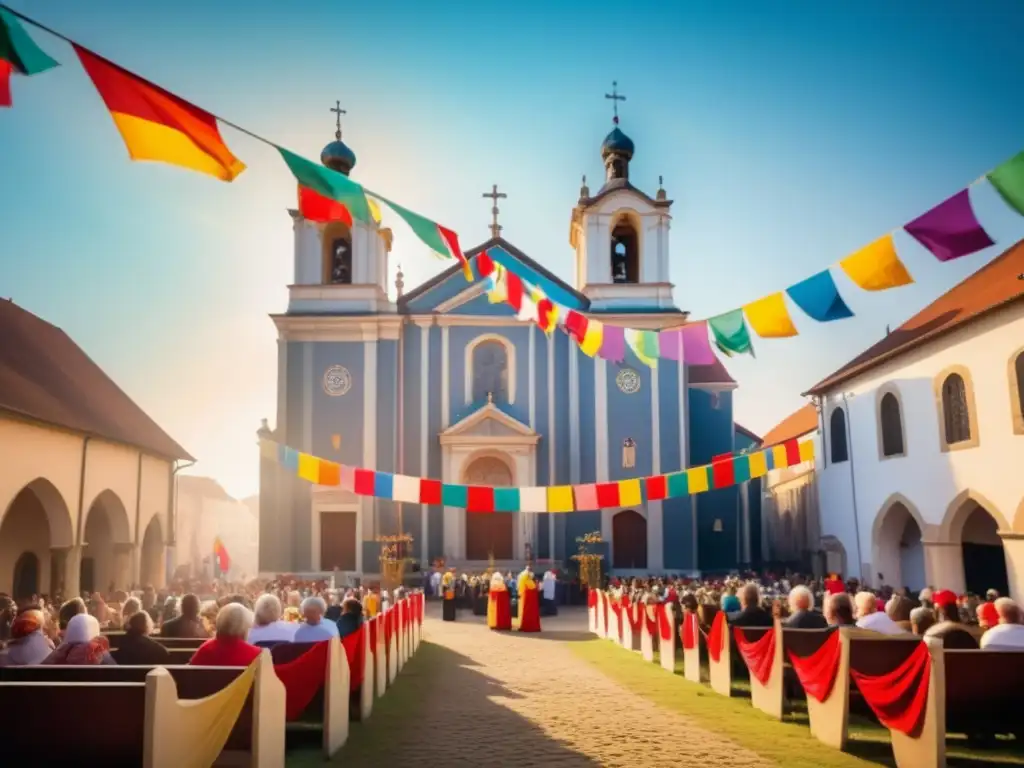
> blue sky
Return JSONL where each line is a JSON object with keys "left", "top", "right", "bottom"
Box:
{"left": 2, "top": 0, "right": 1023, "bottom": 498}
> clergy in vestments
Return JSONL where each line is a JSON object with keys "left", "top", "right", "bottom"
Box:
{"left": 487, "top": 572, "right": 512, "bottom": 631}
{"left": 541, "top": 570, "right": 559, "bottom": 617}
{"left": 516, "top": 568, "right": 541, "bottom": 633}
{"left": 441, "top": 571, "right": 457, "bottom": 622}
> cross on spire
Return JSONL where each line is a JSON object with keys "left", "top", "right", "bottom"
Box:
{"left": 605, "top": 81, "right": 626, "bottom": 124}
{"left": 330, "top": 100, "right": 346, "bottom": 140}
{"left": 482, "top": 183, "right": 507, "bottom": 239}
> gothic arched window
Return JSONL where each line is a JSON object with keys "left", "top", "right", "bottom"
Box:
{"left": 879, "top": 392, "right": 904, "bottom": 457}
{"left": 471, "top": 340, "right": 509, "bottom": 403}
{"left": 941, "top": 373, "right": 971, "bottom": 444}
{"left": 829, "top": 407, "right": 848, "bottom": 464}
{"left": 1013, "top": 351, "right": 1024, "bottom": 427}
{"left": 329, "top": 236, "right": 352, "bottom": 285}
{"left": 610, "top": 219, "right": 639, "bottom": 284}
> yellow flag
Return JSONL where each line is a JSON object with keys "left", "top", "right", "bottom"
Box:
{"left": 839, "top": 234, "right": 914, "bottom": 291}
{"left": 580, "top": 319, "right": 604, "bottom": 357}
{"left": 748, "top": 451, "right": 768, "bottom": 478}
{"left": 743, "top": 292, "right": 798, "bottom": 338}
{"left": 298, "top": 453, "right": 320, "bottom": 483}
{"left": 546, "top": 486, "right": 575, "bottom": 512}
{"left": 367, "top": 197, "right": 383, "bottom": 224}
{"left": 686, "top": 467, "right": 709, "bottom": 494}
{"left": 799, "top": 439, "right": 815, "bottom": 463}
{"left": 772, "top": 445, "right": 789, "bottom": 469}
{"left": 618, "top": 479, "right": 642, "bottom": 506}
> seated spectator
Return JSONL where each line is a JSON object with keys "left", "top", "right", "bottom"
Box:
{"left": 160, "top": 594, "right": 208, "bottom": 638}
{"left": 885, "top": 594, "right": 914, "bottom": 632}
{"left": 824, "top": 592, "right": 855, "bottom": 626}
{"left": 720, "top": 587, "right": 740, "bottom": 613}
{"left": 248, "top": 594, "right": 297, "bottom": 645}
{"left": 854, "top": 591, "right": 907, "bottom": 635}
{"left": 977, "top": 600, "right": 999, "bottom": 631}
{"left": 294, "top": 596, "right": 339, "bottom": 643}
{"left": 324, "top": 592, "right": 342, "bottom": 623}
{"left": 57, "top": 597, "right": 86, "bottom": 638}
{"left": 115, "top": 611, "right": 172, "bottom": 665}
{"left": 924, "top": 590, "right": 978, "bottom": 649}
{"left": 980, "top": 598, "right": 1024, "bottom": 650}
{"left": 121, "top": 597, "right": 142, "bottom": 628}
{"left": 784, "top": 585, "right": 828, "bottom": 629}
{"left": 189, "top": 604, "right": 261, "bottom": 666}
{"left": 0, "top": 610, "right": 54, "bottom": 667}
{"left": 910, "top": 606, "right": 935, "bottom": 636}
{"left": 728, "top": 584, "right": 772, "bottom": 627}
{"left": 336, "top": 598, "right": 364, "bottom": 639}
{"left": 43, "top": 614, "right": 115, "bottom": 665}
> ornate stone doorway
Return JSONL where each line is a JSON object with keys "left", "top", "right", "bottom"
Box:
{"left": 464, "top": 456, "right": 514, "bottom": 560}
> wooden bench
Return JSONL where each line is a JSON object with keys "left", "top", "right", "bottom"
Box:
{"left": 0, "top": 651, "right": 285, "bottom": 767}
{"left": 270, "top": 638, "right": 349, "bottom": 758}
{"left": 733, "top": 622, "right": 784, "bottom": 719}
{"left": 110, "top": 646, "right": 197, "bottom": 665}
{"left": 104, "top": 632, "right": 207, "bottom": 651}
{"left": 681, "top": 610, "right": 701, "bottom": 683}
{"left": 371, "top": 615, "right": 387, "bottom": 699}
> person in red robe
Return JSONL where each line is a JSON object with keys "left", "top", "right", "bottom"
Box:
{"left": 487, "top": 572, "right": 512, "bottom": 631}
{"left": 516, "top": 568, "right": 541, "bottom": 633}
{"left": 824, "top": 574, "right": 845, "bottom": 596}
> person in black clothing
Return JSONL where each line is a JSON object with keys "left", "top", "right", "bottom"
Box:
{"left": 114, "top": 611, "right": 172, "bottom": 665}
{"left": 336, "top": 598, "right": 364, "bottom": 639}
{"left": 160, "top": 594, "right": 208, "bottom": 638}
{"left": 727, "top": 583, "right": 773, "bottom": 627}
{"left": 783, "top": 585, "right": 828, "bottom": 629}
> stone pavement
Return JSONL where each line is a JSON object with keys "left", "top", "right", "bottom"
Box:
{"left": 348, "top": 604, "right": 771, "bottom": 767}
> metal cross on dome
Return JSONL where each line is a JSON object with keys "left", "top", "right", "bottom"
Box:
{"left": 482, "top": 184, "right": 507, "bottom": 239}
{"left": 605, "top": 81, "right": 626, "bottom": 124}
{"left": 330, "top": 100, "right": 346, "bottom": 140}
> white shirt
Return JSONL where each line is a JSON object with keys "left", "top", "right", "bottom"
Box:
{"left": 248, "top": 620, "right": 298, "bottom": 644}
{"left": 980, "top": 623, "right": 1024, "bottom": 650}
{"left": 856, "top": 611, "right": 908, "bottom": 635}
{"left": 293, "top": 620, "right": 340, "bottom": 643}
{"left": 542, "top": 573, "right": 556, "bottom": 600}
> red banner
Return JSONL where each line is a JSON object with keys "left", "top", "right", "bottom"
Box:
{"left": 340, "top": 625, "right": 366, "bottom": 692}
{"left": 786, "top": 630, "right": 840, "bottom": 703}
{"left": 587, "top": 589, "right": 597, "bottom": 608}
{"left": 643, "top": 606, "right": 658, "bottom": 638}
{"left": 368, "top": 615, "right": 377, "bottom": 653}
{"left": 274, "top": 640, "right": 328, "bottom": 720}
{"left": 681, "top": 612, "right": 697, "bottom": 650}
{"left": 850, "top": 641, "right": 931, "bottom": 737}
{"left": 733, "top": 627, "right": 775, "bottom": 685}
{"left": 656, "top": 603, "right": 673, "bottom": 642}
{"left": 707, "top": 611, "right": 726, "bottom": 663}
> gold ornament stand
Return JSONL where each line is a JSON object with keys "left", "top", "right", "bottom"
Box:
{"left": 377, "top": 533, "right": 413, "bottom": 594}
{"left": 572, "top": 531, "right": 604, "bottom": 590}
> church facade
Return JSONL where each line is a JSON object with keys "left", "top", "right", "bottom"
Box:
{"left": 258, "top": 119, "right": 758, "bottom": 577}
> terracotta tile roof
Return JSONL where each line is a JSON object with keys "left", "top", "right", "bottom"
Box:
{"left": 761, "top": 403, "right": 818, "bottom": 448}
{"left": 0, "top": 300, "right": 193, "bottom": 460}
{"left": 807, "top": 238, "right": 1024, "bottom": 395}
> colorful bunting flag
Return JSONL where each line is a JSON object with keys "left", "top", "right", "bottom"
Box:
{"left": 494, "top": 488, "right": 519, "bottom": 512}
{"left": 618, "top": 479, "right": 642, "bottom": 506}
{"left": 392, "top": 474, "right": 421, "bottom": 503}
{"left": 280, "top": 147, "right": 370, "bottom": 222}
{"left": 625, "top": 329, "right": 659, "bottom": 368}
{"left": 76, "top": 46, "right": 244, "bottom": 181}
{"left": 786, "top": 270, "right": 854, "bottom": 322}
{"left": 0, "top": 8, "right": 58, "bottom": 107}
{"left": 595, "top": 483, "right": 620, "bottom": 508}
{"left": 742, "top": 292, "right": 798, "bottom": 339}
{"left": 686, "top": 467, "right": 709, "bottom": 494}
{"left": 748, "top": 450, "right": 768, "bottom": 478}
{"left": 320, "top": 461, "right": 340, "bottom": 486}
{"left": 573, "top": 484, "right": 599, "bottom": 510}
{"left": 598, "top": 325, "right": 626, "bottom": 362}
{"left": 667, "top": 472, "right": 688, "bottom": 498}
{"left": 298, "top": 185, "right": 353, "bottom": 225}
{"left": 420, "top": 478, "right": 442, "bottom": 505}
{"left": 297, "top": 453, "right": 320, "bottom": 483}
{"left": 547, "top": 486, "right": 575, "bottom": 512}
{"left": 657, "top": 329, "right": 682, "bottom": 362}
{"left": 646, "top": 475, "right": 667, "bottom": 501}
{"left": 708, "top": 309, "right": 754, "bottom": 356}
{"left": 378, "top": 196, "right": 470, "bottom": 279}
{"left": 467, "top": 486, "right": 494, "bottom": 513}
{"left": 711, "top": 455, "right": 735, "bottom": 489}
{"left": 519, "top": 487, "right": 547, "bottom": 512}
{"left": 680, "top": 322, "right": 716, "bottom": 366}
{"left": 903, "top": 188, "right": 994, "bottom": 262}
{"left": 838, "top": 234, "right": 914, "bottom": 291}
{"left": 799, "top": 439, "right": 815, "bottom": 463}
{"left": 733, "top": 455, "right": 751, "bottom": 484}
{"left": 988, "top": 152, "right": 1024, "bottom": 217}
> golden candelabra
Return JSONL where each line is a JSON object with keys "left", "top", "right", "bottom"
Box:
{"left": 572, "top": 531, "right": 604, "bottom": 589}
{"left": 377, "top": 533, "right": 414, "bottom": 594}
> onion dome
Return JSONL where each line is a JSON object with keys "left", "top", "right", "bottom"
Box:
{"left": 601, "top": 127, "right": 635, "bottom": 161}
{"left": 321, "top": 138, "right": 357, "bottom": 176}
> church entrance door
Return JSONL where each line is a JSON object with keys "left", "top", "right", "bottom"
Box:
{"left": 320, "top": 512, "right": 357, "bottom": 571}
{"left": 463, "top": 455, "right": 514, "bottom": 561}
{"left": 612, "top": 510, "right": 647, "bottom": 570}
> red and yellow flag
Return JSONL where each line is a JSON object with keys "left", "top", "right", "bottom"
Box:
{"left": 74, "top": 46, "right": 245, "bottom": 181}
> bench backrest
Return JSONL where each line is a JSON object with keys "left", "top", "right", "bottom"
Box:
{"left": 943, "top": 649, "right": 1024, "bottom": 734}
{"left": 782, "top": 627, "right": 836, "bottom": 658}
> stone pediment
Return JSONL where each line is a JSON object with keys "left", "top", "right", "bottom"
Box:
{"left": 439, "top": 403, "right": 539, "bottom": 446}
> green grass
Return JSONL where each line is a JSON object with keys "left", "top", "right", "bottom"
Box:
{"left": 576, "top": 640, "right": 1024, "bottom": 767}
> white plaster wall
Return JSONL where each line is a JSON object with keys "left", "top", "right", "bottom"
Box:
{"left": 81, "top": 440, "right": 140, "bottom": 543}
{"left": 175, "top": 487, "right": 260, "bottom": 580}
{"left": 138, "top": 455, "right": 171, "bottom": 544}
{"left": 816, "top": 301, "right": 1024, "bottom": 581}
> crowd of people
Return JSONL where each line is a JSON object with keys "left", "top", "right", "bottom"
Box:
{"left": 0, "top": 577, "right": 407, "bottom": 668}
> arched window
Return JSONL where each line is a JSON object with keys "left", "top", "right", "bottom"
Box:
{"left": 879, "top": 392, "right": 904, "bottom": 457}
{"left": 471, "top": 340, "right": 509, "bottom": 403}
{"left": 610, "top": 219, "right": 639, "bottom": 284}
{"left": 328, "top": 236, "right": 352, "bottom": 284}
{"left": 829, "top": 408, "right": 848, "bottom": 463}
{"left": 1013, "top": 351, "right": 1024, "bottom": 430}
{"left": 941, "top": 373, "right": 971, "bottom": 445}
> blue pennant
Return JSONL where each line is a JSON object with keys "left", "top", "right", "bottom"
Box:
{"left": 786, "top": 270, "right": 854, "bottom": 322}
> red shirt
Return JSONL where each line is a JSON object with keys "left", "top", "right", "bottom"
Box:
{"left": 189, "top": 636, "right": 262, "bottom": 667}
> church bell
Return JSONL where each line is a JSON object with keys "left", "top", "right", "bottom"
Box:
{"left": 622, "top": 437, "right": 636, "bottom": 469}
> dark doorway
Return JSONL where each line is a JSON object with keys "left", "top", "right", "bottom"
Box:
{"left": 79, "top": 557, "right": 95, "bottom": 594}
{"left": 962, "top": 543, "right": 1009, "bottom": 597}
{"left": 12, "top": 552, "right": 39, "bottom": 600}
{"left": 612, "top": 510, "right": 647, "bottom": 570}
{"left": 320, "top": 512, "right": 357, "bottom": 571}
{"left": 466, "top": 513, "right": 513, "bottom": 561}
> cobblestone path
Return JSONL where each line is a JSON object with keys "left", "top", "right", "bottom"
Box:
{"left": 342, "top": 605, "right": 771, "bottom": 768}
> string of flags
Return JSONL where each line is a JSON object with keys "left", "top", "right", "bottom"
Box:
{"left": 0, "top": 6, "right": 472, "bottom": 277}
{"left": 263, "top": 437, "right": 815, "bottom": 513}
{"left": 478, "top": 163, "right": 1024, "bottom": 369}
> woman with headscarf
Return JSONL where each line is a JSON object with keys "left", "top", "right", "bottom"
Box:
{"left": 0, "top": 610, "right": 54, "bottom": 666}
{"left": 42, "top": 614, "right": 116, "bottom": 665}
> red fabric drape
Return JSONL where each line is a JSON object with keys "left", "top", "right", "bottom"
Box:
{"left": 602, "top": 593, "right": 609, "bottom": 634}
{"left": 587, "top": 589, "right": 597, "bottom": 608}
{"left": 707, "top": 611, "right": 726, "bottom": 663}
{"left": 417, "top": 593, "right": 424, "bottom": 623}
{"left": 786, "top": 630, "right": 841, "bottom": 703}
{"left": 610, "top": 598, "right": 623, "bottom": 639}
{"left": 384, "top": 609, "right": 393, "bottom": 649}
{"left": 341, "top": 625, "right": 366, "bottom": 692}
{"left": 680, "top": 612, "right": 697, "bottom": 650}
{"left": 850, "top": 641, "right": 932, "bottom": 737}
{"left": 274, "top": 640, "right": 329, "bottom": 720}
{"left": 656, "top": 603, "right": 673, "bottom": 641}
{"left": 643, "top": 607, "right": 658, "bottom": 638}
{"left": 623, "top": 598, "right": 642, "bottom": 633}
{"left": 368, "top": 615, "right": 378, "bottom": 653}
{"left": 400, "top": 600, "right": 407, "bottom": 631}
{"left": 733, "top": 627, "right": 776, "bottom": 685}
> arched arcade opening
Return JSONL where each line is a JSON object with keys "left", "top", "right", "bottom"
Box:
{"left": 874, "top": 498, "right": 926, "bottom": 591}
{"left": 944, "top": 494, "right": 1009, "bottom": 597}
{"left": 0, "top": 478, "right": 74, "bottom": 600}
{"left": 80, "top": 490, "right": 132, "bottom": 594}
{"left": 139, "top": 515, "right": 165, "bottom": 589}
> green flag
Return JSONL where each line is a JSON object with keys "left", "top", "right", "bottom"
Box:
{"left": 277, "top": 147, "right": 372, "bottom": 224}
{"left": 0, "top": 8, "right": 58, "bottom": 75}
{"left": 708, "top": 308, "right": 754, "bottom": 357}
{"left": 988, "top": 151, "right": 1024, "bottom": 217}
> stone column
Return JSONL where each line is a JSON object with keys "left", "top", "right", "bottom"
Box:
{"left": 63, "top": 545, "right": 82, "bottom": 599}
{"left": 49, "top": 546, "right": 71, "bottom": 598}
{"left": 999, "top": 533, "right": 1024, "bottom": 602}
{"left": 921, "top": 540, "right": 965, "bottom": 594}
{"left": 113, "top": 543, "right": 134, "bottom": 591}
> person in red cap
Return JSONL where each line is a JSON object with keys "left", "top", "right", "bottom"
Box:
{"left": 977, "top": 600, "right": 999, "bottom": 630}
{"left": 923, "top": 589, "right": 977, "bottom": 648}
{"left": 824, "top": 573, "right": 845, "bottom": 596}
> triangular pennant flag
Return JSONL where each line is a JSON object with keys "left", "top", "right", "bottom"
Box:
{"left": 987, "top": 152, "right": 1024, "bottom": 217}
{"left": 707, "top": 309, "right": 754, "bottom": 356}
{"left": 742, "top": 292, "right": 798, "bottom": 338}
{"left": 625, "top": 329, "right": 659, "bottom": 368}
{"left": 279, "top": 147, "right": 369, "bottom": 218}
{"left": 0, "top": 8, "right": 59, "bottom": 78}
{"left": 598, "top": 324, "right": 626, "bottom": 362}
{"left": 377, "top": 195, "right": 470, "bottom": 279}
{"left": 903, "top": 188, "right": 994, "bottom": 262}
{"left": 839, "top": 234, "right": 914, "bottom": 291}
{"left": 786, "top": 270, "right": 854, "bottom": 322}
{"left": 680, "top": 322, "right": 716, "bottom": 366}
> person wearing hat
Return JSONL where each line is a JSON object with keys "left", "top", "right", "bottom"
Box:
{"left": 923, "top": 589, "right": 978, "bottom": 648}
